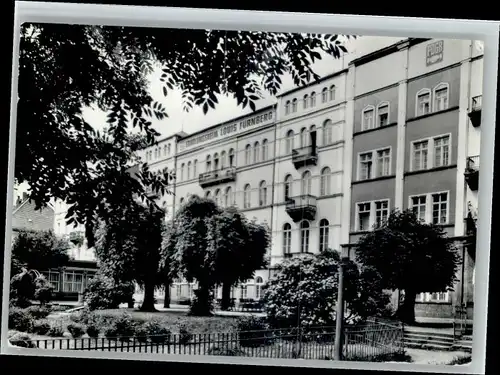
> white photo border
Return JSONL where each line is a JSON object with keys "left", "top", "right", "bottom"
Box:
{"left": 3, "top": 2, "right": 499, "bottom": 374}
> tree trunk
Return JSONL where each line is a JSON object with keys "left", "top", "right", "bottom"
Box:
{"left": 396, "top": 289, "right": 417, "bottom": 324}
{"left": 140, "top": 282, "right": 157, "bottom": 312}
{"left": 163, "top": 283, "right": 170, "bottom": 308}
{"left": 189, "top": 285, "right": 213, "bottom": 316}
{"left": 220, "top": 282, "right": 232, "bottom": 311}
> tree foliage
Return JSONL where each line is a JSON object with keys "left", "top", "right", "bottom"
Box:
{"left": 355, "top": 209, "right": 460, "bottom": 323}
{"left": 84, "top": 272, "right": 135, "bottom": 311}
{"left": 94, "top": 200, "right": 167, "bottom": 311}
{"left": 10, "top": 229, "right": 71, "bottom": 276}
{"left": 18, "top": 23, "right": 353, "bottom": 244}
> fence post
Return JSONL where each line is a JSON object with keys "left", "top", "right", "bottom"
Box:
{"left": 334, "top": 254, "right": 346, "bottom": 361}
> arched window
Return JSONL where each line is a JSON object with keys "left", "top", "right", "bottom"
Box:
{"left": 300, "top": 221, "right": 310, "bottom": 253}
{"left": 225, "top": 186, "right": 232, "bottom": 207}
{"left": 229, "top": 148, "right": 235, "bottom": 167}
{"left": 154, "top": 148, "right": 158, "bottom": 159}
{"left": 149, "top": 151, "right": 153, "bottom": 160}
{"left": 416, "top": 88, "right": 431, "bottom": 117}
{"left": 301, "top": 171, "right": 312, "bottom": 195}
{"left": 220, "top": 151, "right": 227, "bottom": 169}
{"left": 180, "top": 163, "right": 185, "bottom": 181}
{"left": 255, "top": 276, "right": 264, "bottom": 299}
{"left": 284, "top": 174, "right": 293, "bottom": 200}
{"left": 163, "top": 145, "right": 167, "bottom": 156}
{"left": 214, "top": 189, "right": 221, "bottom": 206}
{"left": 285, "top": 100, "right": 291, "bottom": 115}
{"left": 310, "top": 125, "right": 317, "bottom": 146}
{"left": 292, "top": 98, "right": 298, "bottom": 112}
{"left": 433, "top": 82, "right": 449, "bottom": 112}
{"left": 254, "top": 141, "right": 260, "bottom": 163}
{"left": 322, "top": 119, "right": 333, "bottom": 146}
{"left": 262, "top": 139, "right": 269, "bottom": 161}
{"left": 310, "top": 91, "right": 316, "bottom": 107}
{"left": 319, "top": 219, "right": 330, "bottom": 252}
{"left": 168, "top": 144, "right": 171, "bottom": 155}
{"left": 187, "top": 161, "right": 191, "bottom": 179}
{"left": 321, "top": 87, "right": 328, "bottom": 103}
{"left": 193, "top": 159, "right": 198, "bottom": 176}
{"left": 245, "top": 144, "right": 252, "bottom": 165}
{"left": 377, "top": 102, "right": 390, "bottom": 127}
{"left": 243, "top": 184, "right": 251, "bottom": 209}
{"left": 283, "top": 223, "right": 292, "bottom": 255}
{"left": 213, "top": 153, "right": 219, "bottom": 170}
{"left": 286, "top": 130, "right": 295, "bottom": 154}
{"left": 205, "top": 190, "right": 211, "bottom": 198}
{"left": 330, "top": 85, "right": 336, "bottom": 101}
{"left": 300, "top": 127, "right": 308, "bottom": 147}
{"left": 259, "top": 181, "right": 267, "bottom": 206}
{"left": 320, "top": 167, "right": 331, "bottom": 196}
{"left": 362, "top": 105, "right": 375, "bottom": 131}
{"left": 303, "top": 94, "right": 309, "bottom": 109}
{"left": 206, "top": 155, "right": 211, "bottom": 172}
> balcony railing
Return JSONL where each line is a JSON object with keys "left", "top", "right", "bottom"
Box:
{"left": 198, "top": 167, "right": 237, "bottom": 188}
{"left": 468, "top": 95, "right": 482, "bottom": 127}
{"left": 464, "top": 155, "right": 479, "bottom": 191}
{"left": 292, "top": 145, "right": 318, "bottom": 169}
{"left": 284, "top": 251, "right": 315, "bottom": 259}
{"left": 285, "top": 194, "right": 317, "bottom": 222}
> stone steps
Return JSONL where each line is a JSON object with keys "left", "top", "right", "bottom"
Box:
{"left": 403, "top": 329, "right": 472, "bottom": 352}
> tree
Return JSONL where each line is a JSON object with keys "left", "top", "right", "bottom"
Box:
{"left": 10, "top": 229, "right": 71, "bottom": 276}
{"left": 355, "top": 210, "right": 461, "bottom": 324}
{"left": 84, "top": 271, "right": 135, "bottom": 310}
{"left": 33, "top": 276, "right": 54, "bottom": 305}
{"left": 163, "top": 196, "right": 269, "bottom": 316}
{"left": 94, "top": 200, "right": 167, "bottom": 312}
{"left": 18, "top": 24, "right": 353, "bottom": 246}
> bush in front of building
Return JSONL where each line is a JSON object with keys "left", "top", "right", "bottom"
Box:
{"left": 140, "top": 318, "right": 171, "bottom": 344}
{"left": 33, "top": 276, "right": 54, "bottom": 305}
{"left": 8, "top": 307, "right": 35, "bottom": 332}
{"left": 47, "top": 324, "right": 65, "bottom": 337}
{"left": 178, "top": 323, "right": 193, "bottom": 345}
{"left": 236, "top": 315, "right": 273, "bottom": 348}
{"left": 33, "top": 320, "right": 51, "bottom": 335}
{"left": 25, "top": 305, "right": 51, "bottom": 319}
{"left": 9, "top": 332, "right": 37, "bottom": 348}
{"left": 86, "top": 323, "right": 100, "bottom": 338}
{"left": 67, "top": 323, "right": 86, "bottom": 338}
{"left": 104, "top": 312, "right": 136, "bottom": 341}
{"left": 84, "top": 272, "right": 135, "bottom": 311}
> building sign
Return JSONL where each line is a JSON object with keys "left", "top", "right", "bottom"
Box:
{"left": 426, "top": 40, "right": 444, "bottom": 66}
{"left": 178, "top": 109, "right": 275, "bottom": 151}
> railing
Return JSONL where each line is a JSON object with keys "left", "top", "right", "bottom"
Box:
{"left": 471, "top": 95, "right": 482, "bottom": 111}
{"left": 285, "top": 195, "right": 317, "bottom": 210}
{"left": 31, "top": 323, "right": 405, "bottom": 361}
{"left": 198, "top": 167, "right": 236, "bottom": 185}
{"left": 466, "top": 156, "right": 480, "bottom": 171}
{"left": 292, "top": 145, "right": 316, "bottom": 158}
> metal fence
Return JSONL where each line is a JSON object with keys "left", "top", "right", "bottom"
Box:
{"left": 32, "top": 321, "right": 404, "bottom": 361}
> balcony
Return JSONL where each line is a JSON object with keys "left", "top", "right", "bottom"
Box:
{"left": 199, "top": 167, "right": 237, "bottom": 188}
{"left": 468, "top": 95, "right": 482, "bottom": 127}
{"left": 284, "top": 252, "right": 315, "bottom": 259}
{"left": 285, "top": 195, "right": 317, "bottom": 222}
{"left": 292, "top": 145, "right": 318, "bottom": 169}
{"left": 464, "top": 156, "right": 479, "bottom": 191}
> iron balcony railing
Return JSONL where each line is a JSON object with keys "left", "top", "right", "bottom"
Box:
{"left": 285, "top": 194, "right": 317, "bottom": 210}
{"left": 198, "top": 167, "right": 237, "bottom": 186}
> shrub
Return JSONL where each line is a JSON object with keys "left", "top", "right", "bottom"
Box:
{"left": 33, "top": 321, "right": 51, "bottom": 335}
{"left": 447, "top": 355, "right": 472, "bottom": 365}
{"left": 67, "top": 323, "right": 85, "bottom": 338}
{"left": 25, "top": 305, "right": 51, "bottom": 319}
{"left": 207, "top": 346, "right": 246, "bottom": 356}
{"left": 8, "top": 307, "right": 35, "bottom": 332}
{"left": 84, "top": 273, "right": 134, "bottom": 311}
{"left": 10, "top": 271, "right": 35, "bottom": 307}
{"left": 9, "top": 332, "right": 37, "bottom": 348}
{"left": 134, "top": 324, "right": 149, "bottom": 343}
{"left": 34, "top": 276, "right": 54, "bottom": 305}
{"left": 109, "top": 313, "right": 136, "bottom": 341}
{"left": 47, "top": 325, "right": 65, "bottom": 337}
{"left": 142, "top": 319, "right": 170, "bottom": 344}
{"left": 236, "top": 316, "right": 272, "bottom": 348}
{"left": 178, "top": 323, "right": 193, "bottom": 345}
{"left": 86, "top": 323, "right": 100, "bottom": 338}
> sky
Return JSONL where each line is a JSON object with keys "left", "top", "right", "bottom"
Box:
{"left": 81, "top": 35, "right": 406, "bottom": 140}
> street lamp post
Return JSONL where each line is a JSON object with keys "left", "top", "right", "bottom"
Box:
{"left": 334, "top": 246, "right": 349, "bottom": 361}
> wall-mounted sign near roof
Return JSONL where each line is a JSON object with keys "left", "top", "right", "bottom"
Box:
{"left": 426, "top": 40, "right": 444, "bottom": 67}
{"left": 178, "top": 108, "right": 275, "bottom": 152}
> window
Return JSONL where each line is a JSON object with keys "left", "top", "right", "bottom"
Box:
{"left": 154, "top": 148, "right": 158, "bottom": 159}
{"left": 220, "top": 151, "right": 226, "bottom": 169}
{"left": 323, "top": 119, "right": 333, "bottom": 145}
{"left": 63, "top": 271, "right": 83, "bottom": 293}
{"left": 225, "top": 187, "right": 232, "bottom": 206}
{"left": 357, "top": 203, "right": 371, "bottom": 231}
{"left": 229, "top": 148, "right": 235, "bottom": 167}
{"left": 320, "top": 167, "right": 331, "bottom": 196}
{"left": 187, "top": 161, "right": 191, "bottom": 179}
{"left": 262, "top": 139, "right": 268, "bottom": 161}
{"left": 193, "top": 159, "right": 197, "bottom": 176}
{"left": 292, "top": 98, "right": 298, "bottom": 112}
{"left": 255, "top": 277, "right": 264, "bottom": 299}
{"left": 310, "top": 91, "right": 316, "bottom": 107}
{"left": 433, "top": 83, "right": 449, "bottom": 112}
{"left": 284, "top": 174, "right": 293, "bottom": 200}
{"left": 286, "top": 130, "right": 295, "bottom": 154}
{"left": 432, "top": 192, "right": 448, "bottom": 224}
{"left": 359, "top": 152, "right": 373, "bottom": 180}
{"left": 319, "top": 219, "right": 329, "bottom": 252}
{"left": 259, "top": 181, "right": 267, "bottom": 206}
{"left": 254, "top": 142, "right": 260, "bottom": 163}
{"left": 301, "top": 171, "right": 312, "bottom": 195}
{"left": 322, "top": 87, "right": 328, "bottom": 103}
{"left": 214, "top": 189, "right": 221, "bottom": 206}
{"left": 213, "top": 153, "right": 219, "bottom": 170}
{"left": 285, "top": 101, "right": 290, "bottom": 115}
{"left": 176, "top": 284, "right": 182, "bottom": 297}
{"left": 375, "top": 201, "right": 389, "bottom": 228}
{"left": 168, "top": 144, "right": 171, "bottom": 155}
{"left": 206, "top": 155, "right": 211, "bottom": 172}
{"left": 300, "top": 221, "right": 310, "bottom": 253}
{"left": 376, "top": 148, "right": 391, "bottom": 177}
{"left": 411, "top": 195, "right": 427, "bottom": 222}
{"left": 205, "top": 191, "right": 211, "bottom": 198}
{"left": 180, "top": 163, "right": 185, "bottom": 181}
{"left": 42, "top": 271, "right": 60, "bottom": 292}
{"left": 416, "top": 89, "right": 431, "bottom": 116}
{"left": 163, "top": 145, "right": 167, "bottom": 156}
{"left": 412, "top": 140, "right": 429, "bottom": 171}
{"left": 245, "top": 144, "right": 252, "bottom": 165}
{"left": 434, "top": 135, "right": 450, "bottom": 167}
{"left": 416, "top": 292, "right": 449, "bottom": 303}
{"left": 180, "top": 197, "right": 185, "bottom": 205}
{"left": 330, "top": 85, "right": 336, "bottom": 101}
{"left": 362, "top": 106, "right": 375, "bottom": 131}
{"left": 377, "top": 102, "right": 389, "bottom": 127}
{"left": 303, "top": 94, "right": 309, "bottom": 109}
{"left": 244, "top": 184, "right": 251, "bottom": 209}
{"left": 283, "top": 223, "right": 292, "bottom": 255}
{"left": 300, "top": 128, "right": 308, "bottom": 147}
{"left": 240, "top": 285, "right": 248, "bottom": 299}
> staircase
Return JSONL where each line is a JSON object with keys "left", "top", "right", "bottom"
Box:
{"left": 404, "top": 327, "right": 472, "bottom": 352}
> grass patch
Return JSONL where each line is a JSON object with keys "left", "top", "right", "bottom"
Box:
{"left": 447, "top": 354, "right": 472, "bottom": 365}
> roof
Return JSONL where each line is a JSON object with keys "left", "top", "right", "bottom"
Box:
{"left": 276, "top": 68, "right": 348, "bottom": 98}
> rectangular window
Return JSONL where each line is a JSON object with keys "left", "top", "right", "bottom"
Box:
{"left": 417, "top": 92, "right": 431, "bottom": 116}
{"left": 434, "top": 87, "right": 449, "bottom": 111}
{"left": 359, "top": 152, "right": 373, "bottom": 180}
{"left": 362, "top": 109, "right": 375, "bottom": 131}
{"left": 377, "top": 105, "right": 389, "bottom": 127}
{"left": 240, "top": 285, "right": 248, "bottom": 299}
{"left": 63, "top": 272, "right": 83, "bottom": 293}
{"left": 376, "top": 148, "right": 391, "bottom": 177}
{"left": 42, "top": 271, "right": 60, "bottom": 292}
{"left": 411, "top": 195, "right": 427, "bottom": 222}
{"left": 412, "top": 140, "right": 429, "bottom": 171}
{"left": 434, "top": 135, "right": 450, "bottom": 167}
{"left": 432, "top": 192, "right": 448, "bottom": 224}
{"left": 374, "top": 200, "right": 389, "bottom": 228}
{"left": 357, "top": 203, "right": 371, "bottom": 231}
